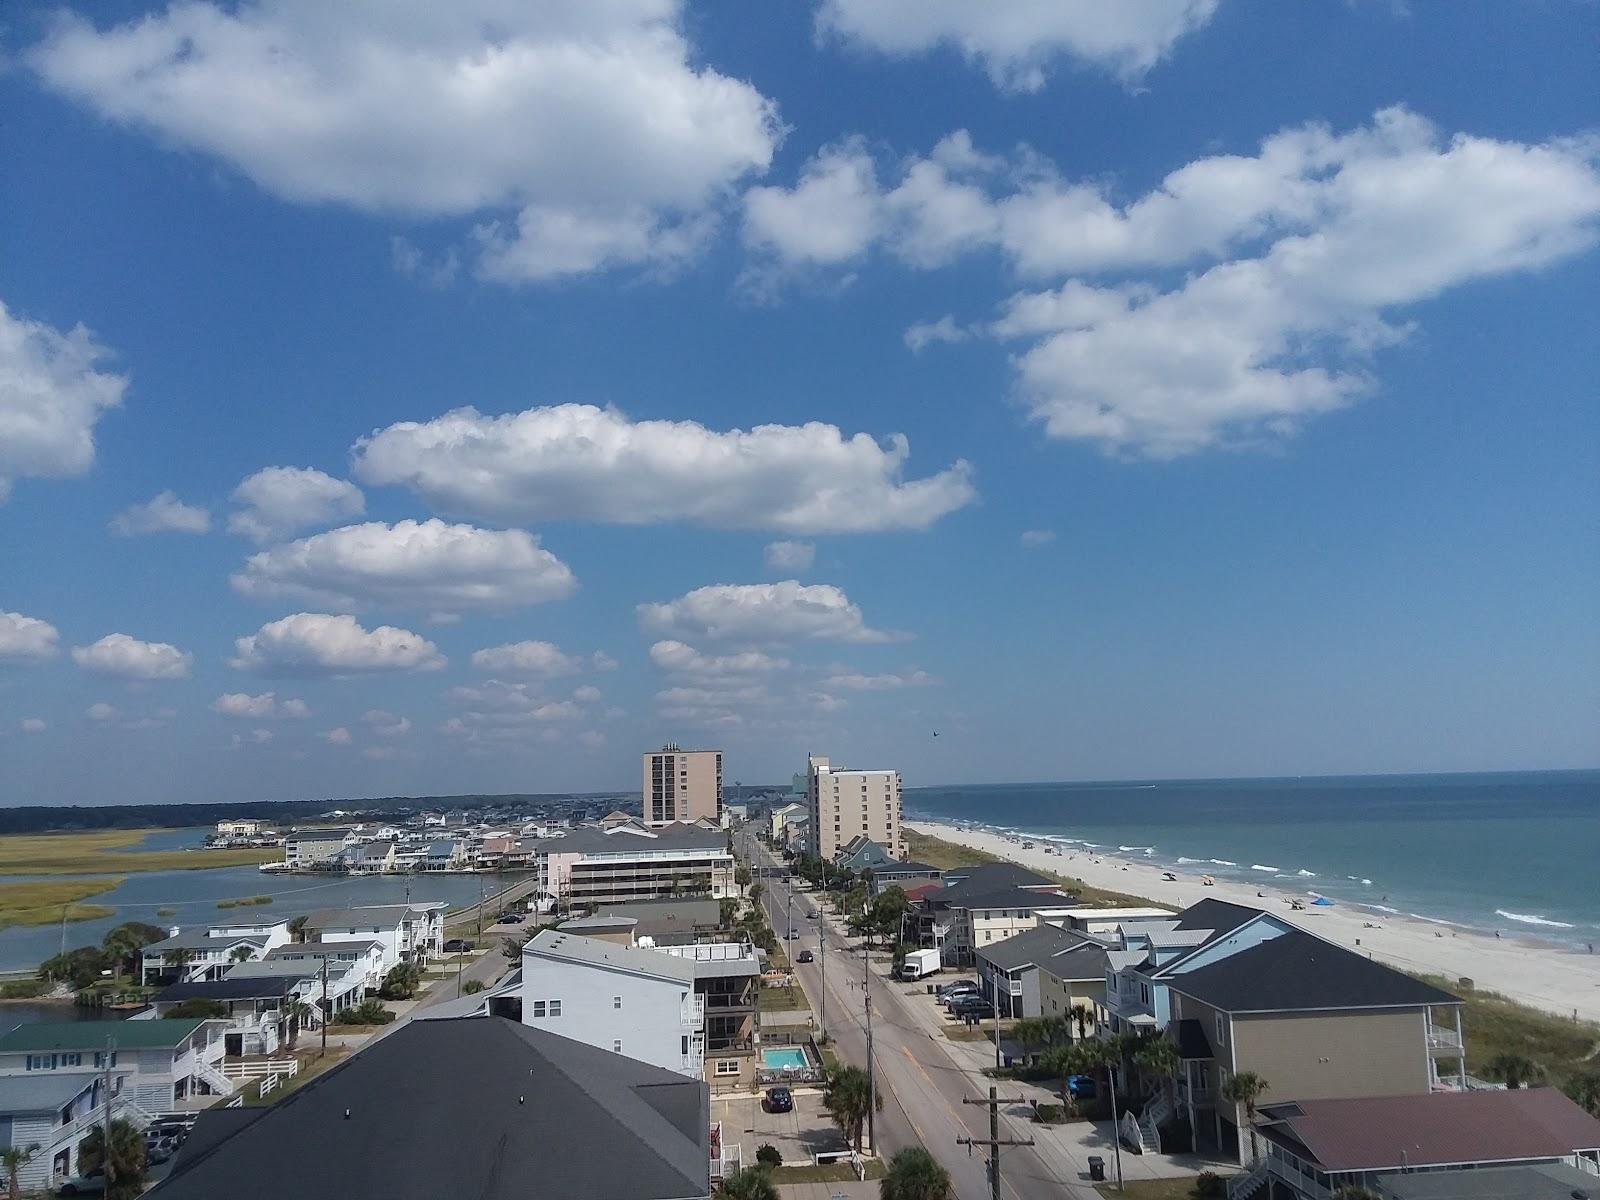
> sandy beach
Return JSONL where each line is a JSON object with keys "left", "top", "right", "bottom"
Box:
{"left": 910, "top": 819, "right": 1600, "bottom": 1024}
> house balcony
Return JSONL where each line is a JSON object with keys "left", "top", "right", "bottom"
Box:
{"left": 1104, "top": 987, "right": 1155, "bottom": 1023}
{"left": 1425, "top": 1026, "right": 1463, "bottom": 1056}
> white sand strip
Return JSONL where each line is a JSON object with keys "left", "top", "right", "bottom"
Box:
{"left": 910, "top": 820, "right": 1600, "bottom": 1024}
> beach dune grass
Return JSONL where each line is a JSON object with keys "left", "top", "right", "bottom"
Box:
{"left": 0, "top": 829, "right": 280, "bottom": 875}
{"left": 1417, "top": 974, "right": 1600, "bottom": 1091}
{"left": 0, "top": 878, "right": 123, "bottom": 928}
{"left": 904, "top": 829, "right": 1153, "bottom": 908}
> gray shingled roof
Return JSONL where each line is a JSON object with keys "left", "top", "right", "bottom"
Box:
{"left": 154, "top": 977, "right": 302, "bottom": 1003}
{"left": 0, "top": 1073, "right": 103, "bottom": 1113}
{"left": 1165, "top": 930, "right": 1459, "bottom": 1013}
{"left": 152, "top": 1017, "right": 710, "bottom": 1200}
{"left": 525, "top": 929, "right": 696, "bottom": 984}
{"left": 526, "top": 823, "right": 728, "bottom": 856}
{"left": 975, "top": 923, "right": 1097, "bottom": 972}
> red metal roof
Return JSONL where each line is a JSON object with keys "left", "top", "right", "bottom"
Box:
{"left": 1256, "top": 1088, "right": 1600, "bottom": 1173}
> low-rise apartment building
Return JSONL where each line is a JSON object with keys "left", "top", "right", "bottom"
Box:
{"left": 281, "top": 828, "right": 355, "bottom": 867}
{"left": 533, "top": 823, "right": 735, "bottom": 907}
{"left": 1102, "top": 899, "right": 1465, "bottom": 1162}
{"left": 914, "top": 862, "right": 1076, "bottom": 966}
{"left": 300, "top": 902, "right": 446, "bottom": 968}
{"left": 148, "top": 975, "right": 309, "bottom": 1055}
{"left": 1245, "top": 1088, "right": 1600, "bottom": 1200}
{"left": 975, "top": 923, "right": 1109, "bottom": 1020}
{"left": 0, "top": 1072, "right": 143, "bottom": 1192}
{"left": 140, "top": 921, "right": 291, "bottom": 985}
{"left": 0, "top": 1018, "right": 230, "bottom": 1109}
{"left": 660, "top": 941, "right": 761, "bottom": 1092}
{"left": 227, "top": 956, "right": 366, "bottom": 1017}
{"left": 521, "top": 929, "right": 705, "bottom": 1078}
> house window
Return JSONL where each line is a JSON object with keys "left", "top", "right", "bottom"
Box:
{"left": 1215, "top": 1014, "right": 1227, "bottom": 1046}
{"left": 613, "top": 1040, "right": 623, "bottom": 1053}
{"left": 61, "top": 1053, "right": 82, "bottom": 1067}
{"left": 93, "top": 1051, "right": 117, "bottom": 1068}
{"left": 531, "top": 1001, "right": 546, "bottom": 1018}
{"left": 26, "top": 1054, "right": 56, "bottom": 1071}
{"left": 613, "top": 996, "right": 622, "bottom": 1009}
{"left": 549, "top": 1000, "right": 562, "bottom": 1017}
{"left": 715, "top": 1059, "right": 740, "bottom": 1076}
{"left": 1139, "top": 983, "right": 1150, "bottom": 1005}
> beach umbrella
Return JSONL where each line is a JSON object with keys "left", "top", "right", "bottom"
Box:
{"left": 1311, "top": 897, "right": 1333, "bottom": 906}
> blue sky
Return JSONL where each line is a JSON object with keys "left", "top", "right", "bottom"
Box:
{"left": 1, "top": 1, "right": 1596, "bottom": 805}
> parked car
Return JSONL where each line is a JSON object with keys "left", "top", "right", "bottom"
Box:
{"left": 443, "top": 938, "right": 475, "bottom": 953}
{"left": 784, "top": 929, "right": 799, "bottom": 939}
{"left": 498, "top": 912, "right": 524, "bottom": 924}
{"left": 764, "top": 1087, "right": 794, "bottom": 1114}
{"left": 940, "top": 986, "right": 979, "bottom": 1006}
{"left": 145, "top": 1136, "right": 179, "bottom": 1166}
{"left": 796, "top": 950, "right": 814, "bottom": 963}
{"left": 950, "top": 998, "right": 995, "bottom": 1020}
{"left": 57, "top": 1167, "right": 106, "bottom": 1195}
{"left": 936, "top": 980, "right": 978, "bottom": 996}
{"left": 1067, "top": 1074, "right": 1098, "bottom": 1101}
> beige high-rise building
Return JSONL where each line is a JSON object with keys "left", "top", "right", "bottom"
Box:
{"left": 642, "top": 745, "right": 723, "bottom": 826}
{"left": 806, "top": 754, "right": 904, "bottom": 863}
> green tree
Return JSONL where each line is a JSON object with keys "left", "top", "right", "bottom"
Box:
{"left": 287, "top": 915, "right": 309, "bottom": 943}
{"left": 754, "top": 1144, "right": 782, "bottom": 1168}
{"left": 879, "top": 1146, "right": 952, "bottom": 1200}
{"left": 1565, "top": 1070, "right": 1600, "bottom": 1117}
{"left": 1484, "top": 1053, "right": 1544, "bottom": 1090}
{"left": 462, "top": 979, "right": 487, "bottom": 995}
{"left": 1070, "top": 1005, "right": 1093, "bottom": 1041}
{"left": 719, "top": 898, "right": 740, "bottom": 928}
{"left": 716, "top": 1166, "right": 778, "bottom": 1200}
{"left": 1134, "top": 1036, "right": 1181, "bottom": 1103}
{"left": 165, "top": 945, "right": 198, "bottom": 981}
{"left": 229, "top": 944, "right": 256, "bottom": 964}
{"left": 77, "top": 1118, "right": 146, "bottom": 1199}
{"left": 735, "top": 864, "right": 753, "bottom": 891}
{"left": 38, "top": 946, "right": 111, "bottom": 990}
{"left": 1220, "top": 1071, "right": 1270, "bottom": 1163}
{"left": 1, "top": 1142, "right": 39, "bottom": 1200}
{"left": 1042, "top": 1041, "right": 1093, "bottom": 1112}
{"left": 1012, "top": 1015, "right": 1073, "bottom": 1055}
{"left": 870, "top": 886, "right": 910, "bottom": 944}
{"left": 748, "top": 883, "right": 765, "bottom": 908}
{"left": 501, "top": 936, "right": 525, "bottom": 962}
{"left": 822, "top": 1064, "right": 880, "bottom": 1153}
{"left": 336, "top": 998, "right": 393, "bottom": 1026}
{"left": 379, "top": 962, "right": 423, "bottom": 1000}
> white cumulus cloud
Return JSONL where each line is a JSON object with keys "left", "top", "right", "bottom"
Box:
{"left": 639, "top": 582, "right": 898, "bottom": 644}
{"left": 817, "top": 0, "right": 1220, "bottom": 91}
{"left": 0, "top": 611, "right": 60, "bottom": 664}
{"left": 823, "top": 669, "right": 936, "bottom": 690}
{"left": 85, "top": 702, "right": 118, "bottom": 722}
{"left": 110, "top": 491, "right": 211, "bottom": 536}
{"left": 904, "top": 316, "right": 970, "bottom": 353}
{"left": 228, "top": 466, "right": 364, "bottom": 543}
{"left": 21, "top": 717, "right": 47, "bottom": 733}
{"left": 353, "top": 404, "right": 973, "bottom": 534}
{"left": 29, "top": 2, "right": 779, "bottom": 282}
{"left": 211, "top": 691, "right": 310, "bottom": 719}
{"left": 763, "top": 541, "right": 816, "bottom": 572}
{"left": 321, "top": 727, "right": 352, "bottom": 746}
{"left": 72, "top": 633, "right": 192, "bottom": 680}
{"left": 1020, "top": 529, "right": 1056, "bottom": 547}
{"left": 649, "top": 640, "right": 790, "bottom": 677}
{"left": 231, "top": 519, "right": 576, "bottom": 613}
{"left": 573, "top": 685, "right": 602, "bottom": 704}
{"left": 0, "top": 298, "right": 127, "bottom": 502}
{"left": 363, "top": 709, "right": 412, "bottom": 738}
{"left": 470, "top": 640, "right": 585, "bottom": 677}
{"left": 230, "top": 613, "right": 445, "bottom": 677}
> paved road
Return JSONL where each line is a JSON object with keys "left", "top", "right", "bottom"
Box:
{"left": 744, "top": 836, "right": 1103, "bottom": 1200}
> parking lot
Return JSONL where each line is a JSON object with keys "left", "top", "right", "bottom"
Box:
{"left": 712, "top": 1087, "right": 850, "bottom": 1171}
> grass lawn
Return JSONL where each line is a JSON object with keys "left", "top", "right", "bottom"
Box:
{"left": 770, "top": 1159, "right": 886, "bottom": 1183}
{"left": 759, "top": 982, "right": 810, "bottom": 1012}
{"left": 1415, "top": 975, "right": 1600, "bottom": 1091}
{"left": 0, "top": 829, "right": 280, "bottom": 875}
{"left": 0, "top": 877, "right": 123, "bottom": 928}
{"left": 904, "top": 830, "right": 1153, "bottom": 908}
{"left": 242, "top": 1045, "right": 350, "bottom": 1105}
{"left": 1096, "top": 1177, "right": 1216, "bottom": 1199}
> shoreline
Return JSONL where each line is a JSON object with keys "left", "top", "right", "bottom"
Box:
{"left": 908, "top": 819, "right": 1600, "bottom": 1023}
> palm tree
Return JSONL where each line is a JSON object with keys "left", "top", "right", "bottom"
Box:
{"left": 879, "top": 1146, "right": 952, "bottom": 1200}
{"left": 1134, "top": 1036, "right": 1181, "bottom": 1104}
{"left": 1484, "top": 1053, "right": 1544, "bottom": 1089}
{"left": 716, "top": 1165, "right": 778, "bottom": 1200}
{"left": 1220, "top": 1071, "right": 1270, "bottom": 1163}
{"left": 287, "top": 915, "right": 309, "bottom": 943}
{"left": 77, "top": 1118, "right": 146, "bottom": 1199}
{"left": 229, "top": 945, "right": 255, "bottom": 964}
{"left": 282, "top": 998, "right": 311, "bottom": 1048}
{"left": 822, "top": 1064, "right": 879, "bottom": 1153}
{"left": 1011, "top": 1015, "right": 1072, "bottom": 1057}
{"left": 1565, "top": 1070, "right": 1600, "bottom": 1117}
{"left": 1070, "top": 1005, "right": 1093, "bottom": 1041}
{"left": 748, "top": 883, "right": 765, "bottom": 908}
{"left": 1, "top": 1143, "right": 39, "bottom": 1200}
{"left": 1042, "top": 1041, "right": 1093, "bottom": 1113}
{"left": 166, "top": 946, "right": 197, "bottom": 982}
{"left": 100, "top": 929, "right": 138, "bottom": 983}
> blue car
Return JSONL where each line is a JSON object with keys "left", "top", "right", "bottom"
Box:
{"left": 1067, "top": 1074, "right": 1097, "bottom": 1100}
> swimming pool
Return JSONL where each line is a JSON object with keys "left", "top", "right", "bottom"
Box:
{"left": 761, "top": 1047, "right": 808, "bottom": 1070}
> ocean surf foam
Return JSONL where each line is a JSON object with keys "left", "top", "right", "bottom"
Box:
{"left": 1495, "top": 910, "right": 1575, "bottom": 929}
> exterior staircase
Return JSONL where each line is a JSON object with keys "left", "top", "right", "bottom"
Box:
{"left": 1226, "top": 1157, "right": 1271, "bottom": 1200}
{"left": 1118, "top": 1109, "right": 1158, "bottom": 1155}
{"left": 196, "top": 1060, "right": 238, "bottom": 1097}
{"left": 1137, "top": 1091, "right": 1173, "bottom": 1153}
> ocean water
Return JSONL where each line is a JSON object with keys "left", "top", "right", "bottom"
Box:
{"left": 906, "top": 770, "right": 1600, "bottom": 949}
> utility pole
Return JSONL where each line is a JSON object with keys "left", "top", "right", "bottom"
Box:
{"left": 1107, "top": 1059, "right": 1125, "bottom": 1191}
{"left": 818, "top": 909, "right": 827, "bottom": 1039}
{"left": 958, "top": 1087, "right": 1035, "bottom": 1200}
{"left": 101, "top": 1035, "right": 116, "bottom": 1191}
{"left": 992, "top": 967, "right": 1003, "bottom": 1068}
{"left": 862, "top": 945, "right": 876, "bottom": 1155}
{"left": 320, "top": 957, "right": 329, "bottom": 1060}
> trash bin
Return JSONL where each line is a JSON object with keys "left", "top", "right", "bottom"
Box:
{"left": 1087, "top": 1156, "right": 1106, "bottom": 1182}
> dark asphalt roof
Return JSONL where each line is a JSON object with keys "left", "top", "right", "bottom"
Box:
{"left": 876, "top": 861, "right": 941, "bottom": 875}
{"left": 943, "top": 887, "right": 1072, "bottom": 913}
{"left": 528, "top": 823, "right": 728, "bottom": 856}
{"left": 0, "top": 1073, "right": 102, "bottom": 1113}
{"left": 0, "top": 1018, "right": 207, "bottom": 1052}
{"left": 975, "top": 923, "right": 1098, "bottom": 972}
{"left": 1172, "top": 898, "right": 1264, "bottom": 945}
{"left": 154, "top": 977, "right": 302, "bottom": 1003}
{"left": 937, "top": 862, "right": 1058, "bottom": 900}
{"left": 1378, "top": 1161, "right": 1600, "bottom": 1200}
{"left": 1164, "top": 930, "right": 1459, "bottom": 1012}
{"left": 1255, "top": 1088, "right": 1600, "bottom": 1172}
{"left": 154, "top": 1016, "right": 710, "bottom": 1200}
